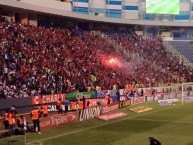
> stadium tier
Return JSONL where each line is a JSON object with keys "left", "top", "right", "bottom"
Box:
{"left": 0, "top": 15, "right": 193, "bottom": 100}
{"left": 167, "top": 41, "right": 193, "bottom": 63}
{"left": 72, "top": 0, "right": 192, "bottom": 21}
{"left": 0, "top": 0, "right": 192, "bottom": 99}
{"left": 1, "top": 1, "right": 193, "bottom": 145}
{"left": 0, "top": 0, "right": 193, "bottom": 26}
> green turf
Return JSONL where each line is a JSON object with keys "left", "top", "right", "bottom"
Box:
{"left": 1, "top": 102, "right": 193, "bottom": 145}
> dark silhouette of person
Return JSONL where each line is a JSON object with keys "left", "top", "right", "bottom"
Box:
{"left": 149, "top": 137, "right": 161, "bottom": 145}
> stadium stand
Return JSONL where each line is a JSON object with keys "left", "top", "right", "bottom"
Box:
{"left": 172, "top": 31, "right": 192, "bottom": 40}
{"left": 0, "top": 16, "right": 193, "bottom": 100}
{"left": 167, "top": 41, "right": 193, "bottom": 63}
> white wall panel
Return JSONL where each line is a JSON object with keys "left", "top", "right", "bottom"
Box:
{"left": 135, "top": 31, "right": 143, "bottom": 35}
{"left": 124, "top": 3, "right": 138, "bottom": 5}
{"left": 124, "top": 0, "right": 138, "bottom": 6}
{"left": 21, "top": 0, "right": 71, "bottom": 11}
{"left": 180, "top": 3, "right": 190, "bottom": 11}
{"left": 124, "top": 0, "right": 138, "bottom": 3}
{"left": 73, "top": 2, "right": 88, "bottom": 7}
{"left": 124, "top": 12, "right": 139, "bottom": 19}
{"left": 106, "top": 5, "right": 122, "bottom": 10}
{"left": 4, "top": 16, "right": 13, "bottom": 23}
{"left": 91, "top": 0, "right": 105, "bottom": 9}
{"left": 29, "top": 20, "right": 37, "bottom": 26}
{"left": 97, "top": 13, "right": 106, "bottom": 17}
{"left": 122, "top": 10, "right": 138, "bottom": 12}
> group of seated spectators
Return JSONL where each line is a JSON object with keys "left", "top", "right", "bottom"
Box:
{"left": 109, "top": 33, "right": 193, "bottom": 86}
{"left": 0, "top": 16, "right": 193, "bottom": 100}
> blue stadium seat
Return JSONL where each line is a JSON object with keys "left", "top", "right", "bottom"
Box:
{"left": 169, "top": 41, "right": 193, "bottom": 63}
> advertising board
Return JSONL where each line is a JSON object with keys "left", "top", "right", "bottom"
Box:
{"left": 86, "top": 98, "right": 106, "bottom": 107}
{"left": 97, "top": 112, "right": 127, "bottom": 121}
{"left": 101, "top": 103, "right": 119, "bottom": 114}
{"left": 131, "top": 97, "right": 145, "bottom": 105}
{"left": 158, "top": 100, "right": 172, "bottom": 106}
{"left": 119, "top": 100, "right": 131, "bottom": 108}
{"left": 67, "top": 91, "right": 95, "bottom": 101}
{"left": 129, "top": 106, "right": 152, "bottom": 113}
{"left": 32, "top": 94, "right": 66, "bottom": 105}
{"left": 48, "top": 104, "right": 58, "bottom": 112}
{"left": 96, "top": 90, "right": 108, "bottom": 98}
{"left": 109, "top": 90, "right": 120, "bottom": 102}
{"left": 40, "top": 112, "right": 78, "bottom": 131}
{"left": 48, "top": 104, "right": 72, "bottom": 112}
{"left": 145, "top": 96, "right": 159, "bottom": 102}
{"left": 158, "top": 99, "right": 178, "bottom": 106}
{"left": 184, "top": 97, "right": 193, "bottom": 102}
{"left": 79, "top": 106, "right": 101, "bottom": 121}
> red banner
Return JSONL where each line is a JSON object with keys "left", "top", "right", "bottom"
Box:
{"left": 96, "top": 112, "right": 127, "bottom": 121}
{"left": 131, "top": 97, "right": 145, "bottom": 105}
{"left": 40, "top": 112, "right": 78, "bottom": 131}
{"left": 32, "top": 94, "right": 66, "bottom": 105}
{"left": 85, "top": 98, "right": 107, "bottom": 107}
{"left": 101, "top": 103, "right": 119, "bottom": 114}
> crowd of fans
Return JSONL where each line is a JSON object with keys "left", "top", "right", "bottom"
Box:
{"left": 0, "top": 16, "right": 193, "bottom": 99}
{"left": 109, "top": 34, "right": 193, "bottom": 87}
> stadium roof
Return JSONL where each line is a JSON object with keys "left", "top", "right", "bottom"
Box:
{"left": 0, "top": 0, "right": 193, "bottom": 27}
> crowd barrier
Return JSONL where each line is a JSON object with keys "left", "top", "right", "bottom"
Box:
{"left": 1, "top": 84, "right": 193, "bottom": 137}
{"left": 0, "top": 84, "right": 186, "bottom": 115}
{"left": 0, "top": 84, "right": 189, "bottom": 136}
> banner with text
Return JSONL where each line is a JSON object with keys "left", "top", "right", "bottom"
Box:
{"left": 40, "top": 112, "right": 78, "bottom": 131}
{"left": 101, "top": 102, "right": 119, "bottom": 114}
{"left": 32, "top": 94, "right": 66, "bottom": 105}
{"left": 96, "top": 90, "right": 108, "bottom": 98}
{"left": 131, "top": 97, "right": 145, "bottom": 105}
{"left": 96, "top": 112, "right": 127, "bottom": 121}
{"left": 109, "top": 90, "right": 120, "bottom": 102}
{"left": 86, "top": 98, "right": 106, "bottom": 107}
{"left": 79, "top": 106, "right": 101, "bottom": 121}
{"left": 67, "top": 91, "right": 96, "bottom": 101}
{"left": 119, "top": 99, "right": 131, "bottom": 108}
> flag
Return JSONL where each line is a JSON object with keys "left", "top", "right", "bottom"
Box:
{"left": 24, "top": 117, "right": 27, "bottom": 145}
{"left": 24, "top": 117, "right": 27, "bottom": 131}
